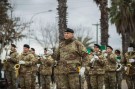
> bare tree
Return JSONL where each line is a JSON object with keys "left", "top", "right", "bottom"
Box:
{"left": 31, "top": 23, "right": 59, "bottom": 49}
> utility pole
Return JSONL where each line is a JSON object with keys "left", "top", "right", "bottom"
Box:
{"left": 92, "top": 23, "right": 100, "bottom": 44}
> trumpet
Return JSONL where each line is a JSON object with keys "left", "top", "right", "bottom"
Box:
{"left": 14, "top": 64, "right": 20, "bottom": 78}
{"left": 125, "top": 64, "right": 132, "bottom": 75}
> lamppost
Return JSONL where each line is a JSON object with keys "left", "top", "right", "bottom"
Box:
{"left": 28, "top": 10, "right": 52, "bottom": 45}
{"left": 92, "top": 23, "right": 100, "bottom": 44}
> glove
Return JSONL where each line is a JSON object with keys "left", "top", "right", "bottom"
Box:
{"left": 19, "top": 60, "right": 25, "bottom": 64}
{"left": 124, "top": 66, "right": 127, "bottom": 71}
{"left": 37, "top": 64, "right": 40, "bottom": 68}
{"left": 104, "top": 53, "right": 108, "bottom": 57}
{"left": 79, "top": 67, "right": 85, "bottom": 76}
{"left": 129, "top": 59, "right": 135, "bottom": 63}
{"left": 117, "top": 60, "right": 120, "bottom": 63}
{"left": 90, "top": 57, "right": 95, "bottom": 63}
{"left": 94, "top": 55, "right": 99, "bottom": 60}
{"left": 6, "top": 56, "right": 11, "bottom": 59}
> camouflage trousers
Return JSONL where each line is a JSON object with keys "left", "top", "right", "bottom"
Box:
{"left": 5, "top": 71, "right": 17, "bottom": 89}
{"left": 85, "top": 74, "right": 92, "bottom": 89}
{"left": 116, "top": 71, "right": 123, "bottom": 89}
{"left": 55, "top": 73, "right": 80, "bottom": 89}
{"left": 125, "top": 75, "right": 135, "bottom": 89}
{"left": 90, "top": 74, "right": 104, "bottom": 89}
{"left": 19, "top": 72, "right": 32, "bottom": 89}
{"left": 41, "top": 75, "right": 51, "bottom": 89}
{"left": 104, "top": 71, "right": 116, "bottom": 89}
{"left": 31, "top": 73, "right": 36, "bottom": 89}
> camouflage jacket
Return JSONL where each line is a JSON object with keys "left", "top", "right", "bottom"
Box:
{"left": 88, "top": 51, "right": 106, "bottom": 75}
{"left": 4, "top": 50, "right": 19, "bottom": 71}
{"left": 125, "top": 51, "right": 135, "bottom": 75}
{"left": 53, "top": 39, "right": 89, "bottom": 74}
{"left": 19, "top": 52, "right": 35, "bottom": 73}
{"left": 40, "top": 55, "right": 54, "bottom": 75}
{"left": 105, "top": 52, "right": 117, "bottom": 72}
{"left": 31, "top": 53, "right": 39, "bottom": 73}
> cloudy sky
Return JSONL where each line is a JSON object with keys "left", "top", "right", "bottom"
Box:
{"left": 7, "top": 0, "right": 122, "bottom": 55}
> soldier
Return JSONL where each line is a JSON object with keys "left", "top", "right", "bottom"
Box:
{"left": 124, "top": 44, "right": 135, "bottom": 89}
{"left": 18, "top": 44, "right": 35, "bottom": 89}
{"left": 53, "top": 28, "right": 90, "bottom": 89}
{"left": 4, "top": 44, "right": 19, "bottom": 89}
{"left": 115, "top": 50, "right": 123, "bottom": 89}
{"left": 40, "top": 48, "right": 54, "bottom": 89}
{"left": 104, "top": 46, "right": 117, "bottom": 89}
{"left": 30, "top": 48, "right": 38, "bottom": 89}
{"left": 87, "top": 44, "right": 105, "bottom": 89}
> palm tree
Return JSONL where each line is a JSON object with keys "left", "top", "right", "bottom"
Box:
{"left": 93, "top": 0, "right": 109, "bottom": 45}
{"left": 109, "top": 0, "right": 135, "bottom": 53}
{"left": 57, "top": 0, "right": 67, "bottom": 42}
{"left": 77, "top": 36, "right": 95, "bottom": 48}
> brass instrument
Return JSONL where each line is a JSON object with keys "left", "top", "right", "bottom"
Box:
{"left": 125, "top": 64, "right": 132, "bottom": 75}
{"left": 14, "top": 64, "right": 20, "bottom": 78}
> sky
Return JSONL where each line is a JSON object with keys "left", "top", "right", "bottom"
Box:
{"left": 2, "top": 0, "right": 122, "bottom": 57}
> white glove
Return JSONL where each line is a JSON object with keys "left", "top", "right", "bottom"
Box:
{"left": 90, "top": 57, "right": 95, "bottom": 63}
{"left": 19, "top": 60, "right": 25, "bottom": 64}
{"left": 117, "top": 60, "right": 120, "bottom": 63}
{"left": 94, "top": 55, "right": 99, "bottom": 60}
{"left": 104, "top": 53, "right": 108, "bottom": 57}
{"left": 129, "top": 59, "right": 135, "bottom": 63}
{"left": 6, "top": 56, "right": 11, "bottom": 59}
{"left": 79, "top": 67, "right": 85, "bottom": 76}
{"left": 37, "top": 64, "right": 40, "bottom": 68}
{"left": 46, "top": 49, "right": 53, "bottom": 55}
{"left": 124, "top": 66, "right": 127, "bottom": 71}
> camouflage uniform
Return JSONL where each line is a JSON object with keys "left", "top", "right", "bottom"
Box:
{"left": 19, "top": 52, "right": 35, "bottom": 89}
{"left": 31, "top": 54, "right": 38, "bottom": 89}
{"left": 116, "top": 55, "right": 123, "bottom": 89}
{"left": 39, "top": 55, "right": 54, "bottom": 89}
{"left": 53, "top": 39, "right": 89, "bottom": 89}
{"left": 4, "top": 50, "right": 19, "bottom": 89}
{"left": 88, "top": 51, "right": 105, "bottom": 89}
{"left": 124, "top": 51, "right": 135, "bottom": 89}
{"left": 104, "top": 53, "right": 117, "bottom": 89}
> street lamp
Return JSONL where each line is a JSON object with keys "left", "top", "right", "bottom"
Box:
{"left": 28, "top": 10, "right": 53, "bottom": 45}
{"left": 92, "top": 23, "right": 100, "bottom": 44}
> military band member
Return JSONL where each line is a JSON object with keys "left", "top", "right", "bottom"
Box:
{"left": 4, "top": 44, "right": 19, "bottom": 89}
{"left": 104, "top": 46, "right": 117, "bottom": 89}
{"left": 40, "top": 48, "right": 54, "bottom": 89}
{"left": 124, "top": 44, "right": 135, "bottom": 89}
{"left": 18, "top": 44, "right": 35, "bottom": 89}
{"left": 53, "top": 28, "right": 90, "bottom": 89}
{"left": 88, "top": 44, "right": 105, "bottom": 89}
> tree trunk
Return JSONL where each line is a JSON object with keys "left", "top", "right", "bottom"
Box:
{"left": 100, "top": 0, "right": 109, "bottom": 45}
{"left": 57, "top": 0, "right": 67, "bottom": 42}
{"left": 122, "top": 33, "right": 130, "bottom": 55}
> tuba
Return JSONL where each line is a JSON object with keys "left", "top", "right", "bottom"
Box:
{"left": 14, "top": 64, "right": 20, "bottom": 78}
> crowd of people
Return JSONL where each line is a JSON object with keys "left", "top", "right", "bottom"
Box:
{"left": 0, "top": 28, "right": 135, "bottom": 89}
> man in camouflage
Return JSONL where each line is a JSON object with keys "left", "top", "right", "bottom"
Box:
{"left": 40, "top": 48, "right": 54, "bottom": 89}
{"left": 115, "top": 50, "right": 123, "bottom": 89}
{"left": 30, "top": 48, "right": 38, "bottom": 89}
{"left": 18, "top": 44, "right": 35, "bottom": 89}
{"left": 3, "top": 44, "right": 19, "bottom": 89}
{"left": 124, "top": 44, "right": 135, "bottom": 89}
{"left": 88, "top": 44, "right": 105, "bottom": 89}
{"left": 53, "top": 28, "right": 90, "bottom": 89}
{"left": 104, "top": 46, "right": 117, "bottom": 89}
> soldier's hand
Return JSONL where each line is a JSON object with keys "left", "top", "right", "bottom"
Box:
{"left": 94, "top": 55, "right": 99, "bottom": 60}
{"left": 19, "top": 60, "right": 25, "bottom": 64}
{"left": 124, "top": 66, "right": 127, "bottom": 71}
{"left": 79, "top": 67, "right": 85, "bottom": 76}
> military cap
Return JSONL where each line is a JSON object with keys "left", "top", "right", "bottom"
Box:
{"left": 44, "top": 48, "right": 47, "bottom": 51}
{"left": 11, "top": 44, "right": 16, "bottom": 48}
{"left": 107, "top": 45, "right": 113, "bottom": 50}
{"left": 31, "top": 48, "right": 35, "bottom": 51}
{"left": 94, "top": 44, "right": 100, "bottom": 49}
{"left": 65, "top": 28, "right": 74, "bottom": 33}
{"left": 23, "top": 44, "right": 30, "bottom": 48}
{"left": 115, "top": 49, "right": 120, "bottom": 54}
